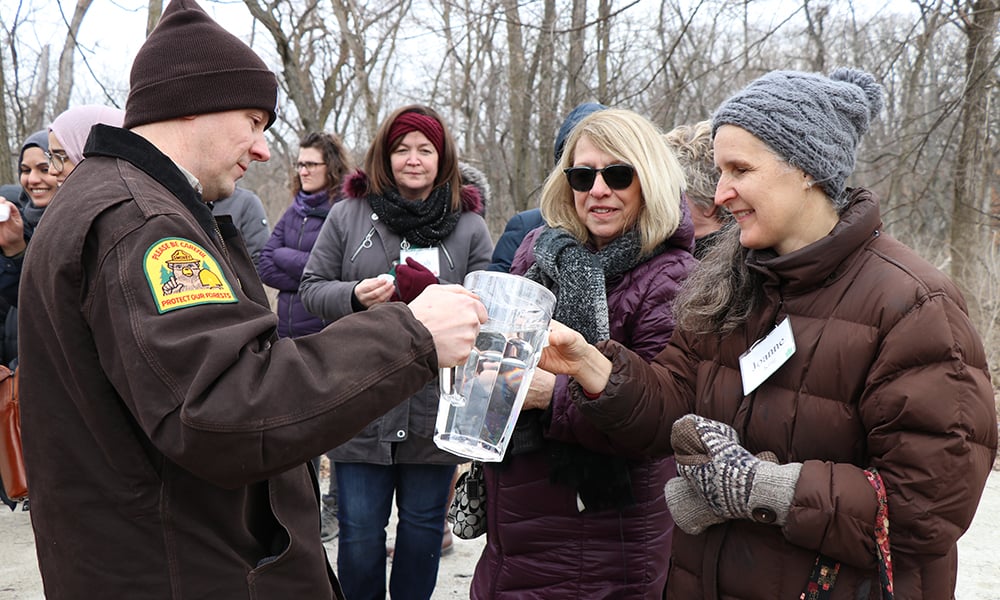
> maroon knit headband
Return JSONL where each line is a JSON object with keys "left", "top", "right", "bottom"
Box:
{"left": 388, "top": 112, "right": 445, "bottom": 157}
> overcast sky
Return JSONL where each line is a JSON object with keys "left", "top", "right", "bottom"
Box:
{"left": 18, "top": 0, "right": 258, "bottom": 105}
{"left": 18, "top": 0, "right": 915, "bottom": 110}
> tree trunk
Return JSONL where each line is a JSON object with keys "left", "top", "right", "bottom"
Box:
{"left": 949, "top": 0, "right": 999, "bottom": 328}
{"left": 27, "top": 45, "right": 50, "bottom": 132}
{"left": 0, "top": 47, "right": 13, "bottom": 184}
{"left": 54, "top": 0, "right": 94, "bottom": 116}
{"left": 802, "top": 0, "right": 828, "bottom": 72}
{"left": 243, "top": 0, "right": 319, "bottom": 134}
{"left": 882, "top": 1, "right": 947, "bottom": 221}
{"left": 565, "top": 0, "right": 587, "bottom": 111}
{"left": 146, "top": 0, "right": 163, "bottom": 36}
{"left": 596, "top": 0, "right": 610, "bottom": 99}
{"left": 503, "top": 0, "right": 531, "bottom": 215}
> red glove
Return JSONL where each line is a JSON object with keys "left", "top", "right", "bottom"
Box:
{"left": 394, "top": 257, "right": 438, "bottom": 303}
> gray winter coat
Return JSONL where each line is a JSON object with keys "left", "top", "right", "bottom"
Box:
{"left": 211, "top": 186, "right": 269, "bottom": 267}
{"left": 299, "top": 175, "right": 494, "bottom": 464}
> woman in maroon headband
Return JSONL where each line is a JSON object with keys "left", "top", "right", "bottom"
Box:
{"left": 301, "top": 105, "right": 493, "bottom": 600}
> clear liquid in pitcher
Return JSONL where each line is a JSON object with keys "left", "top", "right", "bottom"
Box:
{"left": 434, "top": 322, "right": 548, "bottom": 461}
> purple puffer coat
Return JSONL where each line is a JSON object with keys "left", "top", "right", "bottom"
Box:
{"left": 470, "top": 217, "right": 697, "bottom": 600}
{"left": 258, "top": 199, "right": 332, "bottom": 339}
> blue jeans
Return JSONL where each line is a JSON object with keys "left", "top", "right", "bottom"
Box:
{"left": 335, "top": 462, "right": 455, "bottom": 600}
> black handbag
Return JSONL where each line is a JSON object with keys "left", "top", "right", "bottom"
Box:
{"left": 447, "top": 461, "right": 486, "bottom": 539}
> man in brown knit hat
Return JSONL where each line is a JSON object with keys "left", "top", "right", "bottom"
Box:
{"left": 17, "top": 1, "right": 485, "bottom": 598}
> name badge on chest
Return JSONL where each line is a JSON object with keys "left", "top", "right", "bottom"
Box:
{"left": 399, "top": 245, "right": 441, "bottom": 276}
{"left": 739, "top": 316, "right": 796, "bottom": 396}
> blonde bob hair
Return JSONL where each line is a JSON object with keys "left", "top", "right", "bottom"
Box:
{"left": 539, "top": 108, "right": 686, "bottom": 255}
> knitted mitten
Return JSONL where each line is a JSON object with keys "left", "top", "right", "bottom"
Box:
{"left": 671, "top": 414, "right": 802, "bottom": 526}
{"left": 665, "top": 450, "right": 781, "bottom": 534}
{"left": 664, "top": 477, "right": 726, "bottom": 534}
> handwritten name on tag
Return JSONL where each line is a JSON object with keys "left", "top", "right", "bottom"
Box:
{"left": 739, "top": 316, "right": 796, "bottom": 396}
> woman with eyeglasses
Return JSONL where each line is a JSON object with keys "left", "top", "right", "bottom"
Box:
{"left": 2, "top": 108, "right": 126, "bottom": 347}
{"left": 260, "top": 132, "right": 351, "bottom": 341}
{"left": 537, "top": 70, "right": 996, "bottom": 600}
{"left": 0, "top": 109, "right": 126, "bottom": 504}
{"left": 470, "top": 108, "right": 697, "bottom": 599}
{"left": 47, "top": 105, "right": 125, "bottom": 188}
{"left": 300, "top": 105, "right": 493, "bottom": 600}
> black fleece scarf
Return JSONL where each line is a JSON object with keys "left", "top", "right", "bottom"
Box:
{"left": 368, "top": 183, "right": 460, "bottom": 246}
{"left": 516, "top": 226, "right": 664, "bottom": 512}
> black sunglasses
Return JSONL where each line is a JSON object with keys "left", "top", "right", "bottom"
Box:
{"left": 563, "top": 164, "right": 636, "bottom": 192}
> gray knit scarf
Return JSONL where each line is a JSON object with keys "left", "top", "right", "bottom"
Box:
{"left": 517, "top": 226, "right": 663, "bottom": 512}
{"left": 524, "top": 226, "right": 646, "bottom": 344}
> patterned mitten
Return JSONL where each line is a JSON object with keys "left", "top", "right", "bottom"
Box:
{"left": 671, "top": 414, "right": 802, "bottom": 526}
{"left": 664, "top": 477, "right": 727, "bottom": 534}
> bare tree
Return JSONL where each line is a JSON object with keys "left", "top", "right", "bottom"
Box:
{"left": 146, "top": 0, "right": 163, "bottom": 36}
{"left": 876, "top": 1, "right": 950, "bottom": 224}
{"left": 0, "top": 41, "right": 13, "bottom": 184}
{"left": 565, "top": 0, "right": 587, "bottom": 110}
{"left": 27, "top": 45, "right": 49, "bottom": 133}
{"left": 240, "top": 0, "right": 410, "bottom": 141}
{"left": 53, "top": 0, "right": 94, "bottom": 116}
{"left": 949, "top": 0, "right": 1000, "bottom": 326}
{"left": 502, "top": 0, "right": 559, "bottom": 217}
{"left": 802, "top": 0, "right": 829, "bottom": 71}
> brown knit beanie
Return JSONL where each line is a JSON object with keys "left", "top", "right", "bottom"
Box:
{"left": 124, "top": 0, "right": 278, "bottom": 130}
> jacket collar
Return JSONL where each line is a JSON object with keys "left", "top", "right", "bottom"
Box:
{"left": 747, "top": 189, "right": 882, "bottom": 294}
{"left": 84, "top": 124, "right": 218, "bottom": 242}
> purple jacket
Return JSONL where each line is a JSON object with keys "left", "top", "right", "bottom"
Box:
{"left": 471, "top": 217, "right": 697, "bottom": 599}
{"left": 258, "top": 200, "right": 331, "bottom": 338}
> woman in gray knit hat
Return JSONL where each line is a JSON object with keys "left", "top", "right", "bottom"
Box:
{"left": 536, "top": 68, "right": 996, "bottom": 599}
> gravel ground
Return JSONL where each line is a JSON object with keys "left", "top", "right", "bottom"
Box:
{"left": 2, "top": 467, "right": 998, "bottom": 599}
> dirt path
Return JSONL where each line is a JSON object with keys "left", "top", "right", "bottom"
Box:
{"left": 2, "top": 468, "right": 997, "bottom": 599}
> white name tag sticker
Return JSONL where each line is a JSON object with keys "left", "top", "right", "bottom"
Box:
{"left": 739, "top": 316, "right": 796, "bottom": 396}
{"left": 399, "top": 246, "right": 440, "bottom": 276}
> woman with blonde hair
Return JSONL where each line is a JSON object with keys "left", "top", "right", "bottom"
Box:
{"left": 471, "top": 108, "right": 697, "bottom": 599}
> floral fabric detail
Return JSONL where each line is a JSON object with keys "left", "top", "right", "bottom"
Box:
{"left": 799, "top": 555, "right": 840, "bottom": 600}
{"left": 800, "top": 468, "right": 894, "bottom": 600}
{"left": 866, "top": 468, "right": 894, "bottom": 599}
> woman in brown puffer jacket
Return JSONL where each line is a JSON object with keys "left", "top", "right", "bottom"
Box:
{"left": 538, "top": 68, "right": 997, "bottom": 600}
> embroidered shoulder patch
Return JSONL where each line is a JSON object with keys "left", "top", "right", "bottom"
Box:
{"left": 144, "top": 238, "right": 238, "bottom": 313}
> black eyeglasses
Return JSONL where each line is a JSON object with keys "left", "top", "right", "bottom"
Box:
{"left": 295, "top": 161, "right": 324, "bottom": 172}
{"left": 563, "top": 164, "right": 635, "bottom": 192}
{"left": 45, "top": 150, "right": 70, "bottom": 175}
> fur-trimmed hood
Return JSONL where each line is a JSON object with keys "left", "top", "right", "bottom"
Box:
{"left": 342, "top": 165, "right": 487, "bottom": 216}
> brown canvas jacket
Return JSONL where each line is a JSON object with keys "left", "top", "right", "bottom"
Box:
{"left": 19, "top": 125, "right": 438, "bottom": 599}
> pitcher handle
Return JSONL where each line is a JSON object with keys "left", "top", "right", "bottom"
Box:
{"left": 439, "top": 367, "right": 467, "bottom": 407}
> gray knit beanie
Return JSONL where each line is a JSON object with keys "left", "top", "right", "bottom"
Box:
{"left": 712, "top": 68, "right": 883, "bottom": 202}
